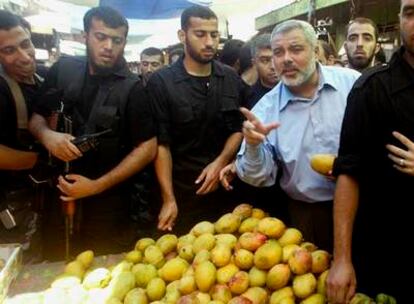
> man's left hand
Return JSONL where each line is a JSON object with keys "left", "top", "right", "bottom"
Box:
{"left": 195, "top": 159, "right": 225, "bottom": 195}
{"left": 57, "top": 174, "right": 101, "bottom": 201}
{"left": 386, "top": 131, "right": 414, "bottom": 175}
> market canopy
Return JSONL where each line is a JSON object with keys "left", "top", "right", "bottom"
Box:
{"left": 99, "top": 0, "right": 212, "bottom": 19}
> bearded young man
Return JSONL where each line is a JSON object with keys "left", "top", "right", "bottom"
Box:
{"left": 29, "top": 6, "right": 156, "bottom": 259}
{"left": 344, "top": 17, "right": 380, "bottom": 72}
{"left": 233, "top": 20, "right": 360, "bottom": 252}
{"left": 0, "top": 10, "right": 43, "bottom": 262}
{"left": 147, "top": 5, "right": 246, "bottom": 234}
{"left": 327, "top": 1, "right": 414, "bottom": 302}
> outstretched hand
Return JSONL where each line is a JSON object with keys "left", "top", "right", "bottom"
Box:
{"left": 240, "top": 107, "right": 279, "bottom": 146}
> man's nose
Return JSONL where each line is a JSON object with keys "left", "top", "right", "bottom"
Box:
{"left": 283, "top": 51, "right": 293, "bottom": 63}
{"left": 356, "top": 35, "right": 364, "bottom": 47}
{"left": 103, "top": 38, "right": 113, "bottom": 50}
{"left": 17, "top": 48, "right": 32, "bottom": 62}
{"left": 205, "top": 34, "right": 214, "bottom": 47}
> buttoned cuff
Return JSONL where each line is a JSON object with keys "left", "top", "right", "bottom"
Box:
{"left": 245, "top": 143, "right": 263, "bottom": 162}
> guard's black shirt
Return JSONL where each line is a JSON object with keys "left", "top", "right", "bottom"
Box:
{"left": 0, "top": 75, "right": 41, "bottom": 190}
{"left": 245, "top": 79, "right": 274, "bottom": 110}
{"left": 333, "top": 47, "right": 414, "bottom": 300}
{"left": 0, "top": 77, "right": 39, "bottom": 148}
{"left": 147, "top": 57, "right": 244, "bottom": 187}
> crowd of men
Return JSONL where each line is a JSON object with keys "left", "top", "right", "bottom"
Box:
{"left": 1, "top": 1, "right": 413, "bottom": 302}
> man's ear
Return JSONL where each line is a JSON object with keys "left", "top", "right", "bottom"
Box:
{"left": 315, "top": 45, "right": 320, "bottom": 57}
{"left": 178, "top": 29, "right": 186, "bottom": 44}
{"left": 82, "top": 31, "right": 87, "bottom": 43}
{"left": 314, "top": 45, "right": 320, "bottom": 60}
{"left": 374, "top": 42, "right": 381, "bottom": 55}
{"left": 343, "top": 41, "right": 349, "bottom": 52}
{"left": 251, "top": 58, "right": 256, "bottom": 66}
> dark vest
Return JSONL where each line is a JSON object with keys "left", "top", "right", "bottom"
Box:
{"left": 56, "top": 56, "right": 138, "bottom": 177}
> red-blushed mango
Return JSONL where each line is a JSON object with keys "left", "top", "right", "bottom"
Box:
{"left": 311, "top": 250, "right": 331, "bottom": 274}
{"left": 210, "top": 284, "right": 232, "bottom": 303}
{"left": 239, "top": 232, "right": 267, "bottom": 252}
{"left": 217, "top": 263, "right": 239, "bottom": 284}
{"left": 228, "top": 271, "right": 250, "bottom": 294}
{"left": 288, "top": 248, "right": 312, "bottom": 275}
{"left": 282, "top": 244, "right": 300, "bottom": 263}
{"left": 242, "top": 287, "right": 268, "bottom": 304}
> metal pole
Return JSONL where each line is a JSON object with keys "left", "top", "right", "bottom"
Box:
{"left": 308, "top": 0, "right": 317, "bottom": 26}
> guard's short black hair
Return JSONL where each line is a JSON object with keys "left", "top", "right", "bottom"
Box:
{"left": 181, "top": 5, "right": 217, "bottom": 31}
{"left": 219, "top": 39, "right": 244, "bottom": 67}
{"left": 239, "top": 42, "right": 253, "bottom": 74}
{"left": 0, "top": 10, "right": 29, "bottom": 32}
{"left": 346, "top": 17, "right": 379, "bottom": 42}
{"left": 141, "top": 47, "right": 164, "bottom": 62}
{"left": 83, "top": 6, "right": 129, "bottom": 37}
{"left": 250, "top": 33, "right": 271, "bottom": 57}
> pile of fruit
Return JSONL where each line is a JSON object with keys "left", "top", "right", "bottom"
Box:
{"left": 43, "top": 203, "right": 390, "bottom": 304}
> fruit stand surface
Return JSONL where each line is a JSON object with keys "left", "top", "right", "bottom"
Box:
{"left": 5, "top": 254, "right": 123, "bottom": 303}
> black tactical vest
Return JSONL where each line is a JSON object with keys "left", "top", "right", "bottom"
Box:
{"left": 55, "top": 56, "right": 139, "bottom": 177}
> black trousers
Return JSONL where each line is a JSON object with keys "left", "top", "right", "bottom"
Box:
{"left": 287, "top": 199, "right": 333, "bottom": 253}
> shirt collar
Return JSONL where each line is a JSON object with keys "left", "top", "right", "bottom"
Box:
{"left": 172, "top": 55, "right": 225, "bottom": 83}
{"left": 390, "top": 47, "right": 414, "bottom": 94}
{"left": 279, "top": 63, "right": 337, "bottom": 111}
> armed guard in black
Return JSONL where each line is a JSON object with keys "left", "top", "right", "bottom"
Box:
{"left": 29, "top": 7, "right": 157, "bottom": 260}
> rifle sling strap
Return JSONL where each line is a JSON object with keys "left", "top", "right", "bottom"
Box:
{"left": 0, "top": 69, "right": 28, "bottom": 130}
